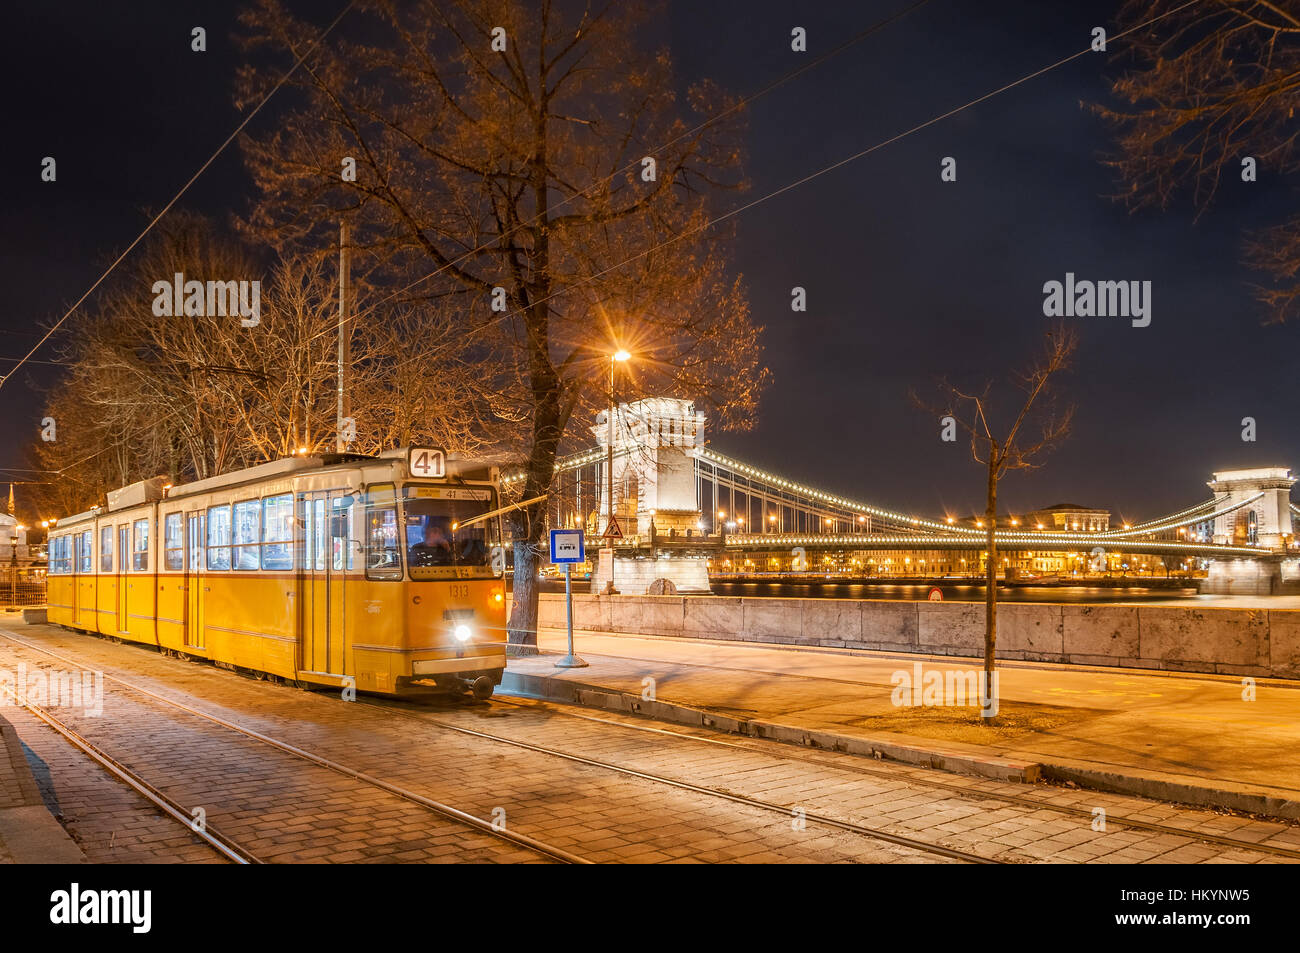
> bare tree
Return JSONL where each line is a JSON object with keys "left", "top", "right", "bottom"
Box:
{"left": 30, "top": 212, "right": 488, "bottom": 513}
{"left": 916, "top": 325, "right": 1076, "bottom": 711}
{"left": 236, "top": 0, "right": 767, "bottom": 653}
{"left": 1095, "top": 0, "right": 1300, "bottom": 322}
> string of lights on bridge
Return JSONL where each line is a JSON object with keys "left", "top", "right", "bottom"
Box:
{"left": 510, "top": 446, "right": 1269, "bottom": 550}
{"left": 693, "top": 450, "right": 1262, "bottom": 545}
{"left": 723, "top": 534, "right": 1265, "bottom": 557}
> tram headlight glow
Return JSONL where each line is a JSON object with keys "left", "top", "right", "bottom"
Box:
{"left": 453, "top": 624, "right": 472, "bottom": 642}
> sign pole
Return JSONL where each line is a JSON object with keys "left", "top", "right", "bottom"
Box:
{"left": 555, "top": 561, "right": 587, "bottom": 668}
{"left": 550, "top": 527, "right": 588, "bottom": 669}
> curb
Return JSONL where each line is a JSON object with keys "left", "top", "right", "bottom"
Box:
{"left": 502, "top": 670, "right": 1042, "bottom": 784}
{"left": 0, "top": 718, "right": 86, "bottom": 863}
{"left": 503, "top": 669, "right": 1300, "bottom": 820}
{"left": 1018, "top": 754, "right": 1300, "bottom": 821}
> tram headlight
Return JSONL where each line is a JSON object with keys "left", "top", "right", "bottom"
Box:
{"left": 453, "top": 623, "right": 472, "bottom": 643}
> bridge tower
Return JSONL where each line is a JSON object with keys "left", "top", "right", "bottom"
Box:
{"left": 1207, "top": 467, "right": 1295, "bottom": 549}
{"left": 1202, "top": 467, "right": 1299, "bottom": 595}
{"left": 590, "top": 397, "right": 711, "bottom": 593}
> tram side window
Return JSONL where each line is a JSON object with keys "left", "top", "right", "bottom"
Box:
{"left": 100, "top": 526, "right": 113, "bottom": 572}
{"left": 207, "top": 504, "right": 232, "bottom": 571}
{"left": 364, "top": 483, "right": 401, "bottom": 580}
{"left": 77, "top": 530, "right": 92, "bottom": 574}
{"left": 261, "top": 494, "right": 293, "bottom": 571}
{"left": 133, "top": 520, "right": 150, "bottom": 572}
{"left": 55, "top": 536, "right": 68, "bottom": 575}
{"left": 131, "top": 517, "right": 149, "bottom": 569}
{"left": 163, "top": 513, "right": 184, "bottom": 571}
{"left": 232, "top": 500, "right": 260, "bottom": 570}
{"left": 331, "top": 496, "right": 355, "bottom": 571}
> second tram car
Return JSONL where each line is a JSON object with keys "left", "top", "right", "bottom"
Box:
{"left": 46, "top": 447, "right": 508, "bottom": 698}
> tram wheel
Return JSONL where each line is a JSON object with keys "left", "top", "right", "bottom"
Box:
{"left": 471, "top": 676, "right": 495, "bottom": 700}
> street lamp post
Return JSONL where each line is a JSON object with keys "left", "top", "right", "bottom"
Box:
{"left": 603, "top": 349, "right": 630, "bottom": 594}
{"left": 9, "top": 530, "right": 19, "bottom": 605}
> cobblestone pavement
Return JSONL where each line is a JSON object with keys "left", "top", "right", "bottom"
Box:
{"left": 1, "top": 624, "right": 1296, "bottom": 864}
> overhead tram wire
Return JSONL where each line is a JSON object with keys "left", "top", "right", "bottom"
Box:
{"left": 381, "top": 0, "right": 1205, "bottom": 378}
{"left": 300, "top": 0, "right": 936, "bottom": 348}
{"left": 0, "top": 0, "right": 357, "bottom": 397}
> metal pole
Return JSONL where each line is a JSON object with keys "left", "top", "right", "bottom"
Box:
{"left": 603, "top": 357, "right": 619, "bottom": 594}
{"left": 555, "top": 561, "right": 588, "bottom": 668}
{"left": 336, "top": 220, "right": 351, "bottom": 453}
{"left": 607, "top": 357, "right": 614, "bottom": 533}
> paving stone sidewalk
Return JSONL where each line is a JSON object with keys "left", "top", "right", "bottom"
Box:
{"left": 0, "top": 715, "right": 85, "bottom": 863}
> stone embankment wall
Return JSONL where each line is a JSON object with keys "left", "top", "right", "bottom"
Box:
{"left": 537, "top": 593, "right": 1300, "bottom": 679}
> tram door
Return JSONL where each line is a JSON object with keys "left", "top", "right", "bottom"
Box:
{"left": 184, "top": 512, "right": 205, "bottom": 649}
{"left": 300, "top": 491, "right": 347, "bottom": 676}
{"left": 116, "top": 525, "right": 129, "bottom": 633}
{"left": 72, "top": 533, "right": 88, "bottom": 628}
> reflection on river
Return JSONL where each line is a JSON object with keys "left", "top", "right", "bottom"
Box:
{"left": 536, "top": 577, "right": 1202, "bottom": 603}
{"left": 705, "top": 580, "right": 1198, "bottom": 603}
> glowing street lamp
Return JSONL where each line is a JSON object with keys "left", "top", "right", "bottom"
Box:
{"left": 602, "top": 348, "right": 631, "bottom": 594}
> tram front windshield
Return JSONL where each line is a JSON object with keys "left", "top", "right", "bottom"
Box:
{"left": 402, "top": 485, "right": 497, "bottom": 579}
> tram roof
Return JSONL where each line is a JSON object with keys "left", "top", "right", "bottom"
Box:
{"left": 48, "top": 449, "right": 512, "bottom": 526}
{"left": 123, "top": 448, "right": 509, "bottom": 508}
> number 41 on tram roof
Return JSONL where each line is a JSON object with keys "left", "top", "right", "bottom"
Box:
{"left": 409, "top": 448, "right": 446, "bottom": 478}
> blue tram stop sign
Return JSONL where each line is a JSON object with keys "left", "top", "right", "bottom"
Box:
{"left": 549, "top": 529, "right": 585, "bottom": 564}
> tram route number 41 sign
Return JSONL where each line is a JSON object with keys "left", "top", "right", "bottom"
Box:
{"left": 409, "top": 447, "right": 446, "bottom": 478}
{"left": 550, "top": 529, "right": 585, "bottom": 564}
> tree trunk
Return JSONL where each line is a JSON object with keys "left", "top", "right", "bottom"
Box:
{"left": 504, "top": 92, "right": 559, "bottom": 659}
{"left": 983, "top": 457, "right": 998, "bottom": 711}
{"left": 507, "top": 530, "right": 541, "bottom": 657}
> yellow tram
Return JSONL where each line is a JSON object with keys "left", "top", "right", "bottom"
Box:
{"left": 46, "top": 448, "right": 508, "bottom": 698}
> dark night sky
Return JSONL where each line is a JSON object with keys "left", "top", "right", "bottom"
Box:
{"left": 2, "top": 0, "right": 1296, "bottom": 522}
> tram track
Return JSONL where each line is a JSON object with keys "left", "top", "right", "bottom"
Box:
{"left": 360, "top": 694, "right": 1003, "bottom": 863}
{"left": 0, "top": 633, "right": 584, "bottom": 864}
{"left": 372, "top": 692, "right": 1300, "bottom": 863}
{"left": 12, "top": 627, "right": 1298, "bottom": 864}
{"left": 0, "top": 681, "right": 256, "bottom": 864}
{"left": 0, "top": 631, "right": 996, "bottom": 864}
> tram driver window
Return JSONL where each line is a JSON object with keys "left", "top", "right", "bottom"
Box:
{"left": 402, "top": 486, "right": 495, "bottom": 576}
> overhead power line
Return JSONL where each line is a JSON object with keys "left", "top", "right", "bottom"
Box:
{"left": 0, "top": 1, "right": 357, "bottom": 395}
{"left": 382, "top": 0, "right": 1203, "bottom": 373}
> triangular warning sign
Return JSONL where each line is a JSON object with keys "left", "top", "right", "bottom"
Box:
{"left": 602, "top": 516, "right": 624, "bottom": 539}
